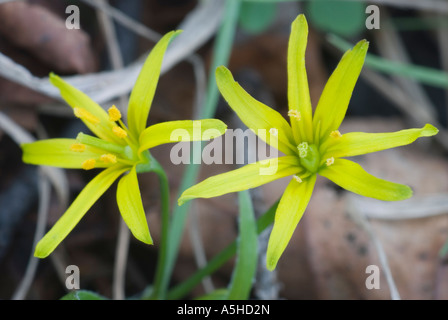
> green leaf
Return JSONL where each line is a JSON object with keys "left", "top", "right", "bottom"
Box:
{"left": 227, "top": 190, "right": 258, "bottom": 300}
{"left": 116, "top": 166, "right": 152, "bottom": 245}
{"left": 306, "top": 0, "right": 365, "bottom": 37}
{"left": 166, "top": 200, "right": 278, "bottom": 300}
{"left": 239, "top": 1, "right": 277, "bottom": 34}
{"left": 319, "top": 158, "right": 412, "bottom": 201}
{"left": 266, "top": 174, "right": 316, "bottom": 271}
{"left": 127, "top": 30, "right": 182, "bottom": 138}
{"left": 196, "top": 289, "right": 229, "bottom": 300}
{"left": 60, "top": 290, "right": 107, "bottom": 300}
{"left": 34, "top": 166, "right": 128, "bottom": 258}
{"left": 164, "top": 0, "right": 242, "bottom": 300}
{"left": 328, "top": 34, "right": 448, "bottom": 89}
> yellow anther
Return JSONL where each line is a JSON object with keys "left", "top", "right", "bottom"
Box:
{"left": 288, "top": 109, "right": 301, "bottom": 120}
{"left": 70, "top": 143, "right": 86, "bottom": 152}
{"left": 108, "top": 105, "right": 122, "bottom": 122}
{"left": 100, "top": 154, "right": 117, "bottom": 164}
{"left": 82, "top": 159, "right": 96, "bottom": 170}
{"left": 112, "top": 126, "right": 127, "bottom": 138}
{"left": 293, "top": 175, "right": 302, "bottom": 183}
{"left": 326, "top": 157, "right": 335, "bottom": 166}
{"left": 74, "top": 108, "right": 100, "bottom": 125}
{"left": 269, "top": 128, "right": 278, "bottom": 136}
{"left": 330, "top": 130, "right": 342, "bottom": 138}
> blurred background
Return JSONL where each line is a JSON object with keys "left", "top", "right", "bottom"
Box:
{"left": 0, "top": 0, "right": 447, "bottom": 300}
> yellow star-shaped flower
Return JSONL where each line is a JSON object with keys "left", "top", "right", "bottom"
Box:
{"left": 22, "top": 30, "right": 227, "bottom": 258}
{"left": 178, "top": 15, "right": 438, "bottom": 271}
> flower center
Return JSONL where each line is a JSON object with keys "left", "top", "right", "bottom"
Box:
{"left": 297, "top": 142, "right": 320, "bottom": 173}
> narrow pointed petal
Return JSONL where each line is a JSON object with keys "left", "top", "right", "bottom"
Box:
{"left": 117, "top": 166, "right": 152, "bottom": 244}
{"left": 22, "top": 139, "right": 108, "bottom": 169}
{"left": 323, "top": 124, "right": 438, "bottom": 159}
{"left": 313, "top": 40, "right": 369, "bottom": 142}
{"left": 266, "top": 174, "right": 316, "bottom": 271}
{"left": 49, "top": 74, "right": 120, "bottom": 144}
{"left": 127, "top": 30, "right": 182, "bottom": 138}
{"left": 34, "top": 166, "right": 127, "bottom": 258}
{"left": 319, "top": 159, "right": 412, "bottom": 201}
{"left": 178, "top": 156, "right": 303, "bottom": 206}
{"left": 287, "top": 14, "right": 313, "bottom": 143}
{"left": 216, "top": 66, "right": 297, "bottom": 155}
{"left": 138, "top": 119, "right": 227, "bottom": 153}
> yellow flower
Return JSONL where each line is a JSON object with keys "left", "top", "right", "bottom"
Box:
{"left": 21, "top": 30, "right": 227, "bottom": 258}
{"left": 178, "top": 15, "right": 438, "bottom": 271}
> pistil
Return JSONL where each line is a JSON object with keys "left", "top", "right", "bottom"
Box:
{"left": 76, "top": 132, "right": 126, "bottom": 154}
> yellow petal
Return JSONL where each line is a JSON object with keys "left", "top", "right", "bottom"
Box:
{"left": 266, "top": 174, "right": 316, "bottom": 271}
{"left": 138, "top": 119, "right": 227, "bottom": 153}
{"left": 178, "top": 156, "right": 302, "bottom": 206}
{"left": 117, "top": 166, "right": 152, "bottom": 245}
{"left": 319, "top": 158, "right": 412, "bottom": 201}
{"left": 127, "top": 30, "right": 182, "bottom": 138}
{"left": 34, "top": 166, "right": 128, "bottom": 258}
{"left": 49, "top": 74, "right": 120, "bottom": 144}
{"left": 322, "top": 123, "right": 438, "bottom": 159}
{"left": 287, "top": 14, "right": 313, "bottom": 143}
{"left": 312, "top": 40, "right": 369, "bottom": 143}
{"left": 21, "top": 139, "right": 108, "bottom": 169}
{"left": 215, "top": 66, "right": 297, "bottom": 156}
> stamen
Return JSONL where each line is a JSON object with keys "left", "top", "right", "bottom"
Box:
{"left": 326, "top": 157, "right": 335, "bottom": 166}
{"left": 330, "top": 130, "right": 342, "bottom": 138}
{"left": 70, "top": 143, "right": 86, "bottom": 152}
{"left": 112, "top": 126, "right": 127, "bottom": 138}
{"left": 297, "top": 142, "right": 308, "bottom": 158}
{"left": 288, "top": 109, "right": 301, "bottom": 120}
{"left": 74, "top": 108, "right": 100, "bottom": 125}
{"left": 82, "top": 159, "right": 96, "bottom": 170}
{"left": 269, "top": 128, "right": 278, "bottom": 136}
{"left": 100, "top": 154, "right": 117, "bottom": 164}
{"left": 293, "top": 175, "right": 302, "bottom": 183}
{"left": 108, "top": 105, "right": 122, "bottom": 122}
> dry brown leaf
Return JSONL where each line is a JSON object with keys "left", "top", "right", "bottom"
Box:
{"left": 0, "top": 2, "right": 96, "bottom": 74}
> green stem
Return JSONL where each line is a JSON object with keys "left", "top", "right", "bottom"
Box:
{"left": 167, "top": 199, "right": 278, "bottom": 300}
{"left": 146, "top": 155, "right": 171, "bottom": 300}
{"left": 161, "top": 0, "right": 242, "bottom": 299}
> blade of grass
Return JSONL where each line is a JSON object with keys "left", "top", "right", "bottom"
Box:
{"left": 226, "top": 190, "right": 258, "bottom": 299}
{"left": 328, "top": 33, "right": 448, "bottom": 88}
{"left": 160, "top": 0, "right": 242, "bottom": 298}
{"left": 242, "top": 0, "right": 448, "bottom": 14}
{"left": 167, "top": 200, "right": 278, "bottom": 300}
{"left": 196, "top": 288, "right": 229, "bottom": 300}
